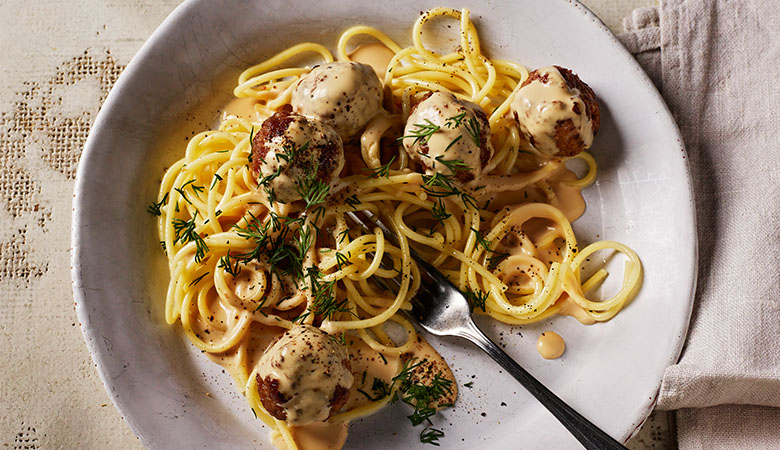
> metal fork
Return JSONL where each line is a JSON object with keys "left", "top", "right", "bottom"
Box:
{"left": 346, "top": 209, "right": 627, "bottom": 450}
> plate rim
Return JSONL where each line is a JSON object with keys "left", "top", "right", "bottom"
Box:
{"left": 71, "top": 0, "right": 698, "bottom": 447}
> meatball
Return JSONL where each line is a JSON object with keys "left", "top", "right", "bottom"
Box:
{"left": 400, "top": 92, "right": 494, "bottom": 183}
{"left": 251, "top": 111, "right": 344, "bottom": 204}
{"left": 291, "top": 61, "right": 383, "bottom": 139}
{"left": 256, "top": 325, "right": 353, "bottom": 426}
{"left": 510, "top": 66, "right": 600, "bottom": 157}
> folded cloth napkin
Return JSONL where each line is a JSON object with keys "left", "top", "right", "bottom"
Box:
{"left": 619, "top": 1, "right": 780, "bottom": 448}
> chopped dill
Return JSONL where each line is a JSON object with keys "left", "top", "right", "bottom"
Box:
{"left": 345, "top": 194, "right": 361, "bottom": 210}
{"left": 397, "top": 119, "right": 440, "bottom": 146}
{"left": 172, "top": 212, "right": 209, "bottom": 263}
{"left": 147, "top": 192, "right": 169, "bottom": 216}
{"left": 420, "top": 427, "right": 445, "bottom": 446}
{"left": 464, "top": 117, "right": 481, "bottom": 147}
{"left": 188, "top": 272, "right": 209, "bottom": 287}
{"left": 364, "top": 156, "right": 396, "bottom": 179}
{"left": 444, "top": 112, "right": 466, "bottom": 129}
{"left": 465, "top": 289, "right": 489, "bottom": 313}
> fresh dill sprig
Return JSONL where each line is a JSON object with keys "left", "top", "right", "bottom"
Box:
{"left": 372, "top": 377, "right": 391, "bottom": 399}
{"left": 174, "top": 180, "right": 204, "bottom": 205}
{"left": 182, "top": 179, "right": 205, "bottom": 194}
{"left": 421, "top": 172, "right": 477, "bottom": 210}
{"left": 232, "top": 211, "right": 270, "bottom": 262}
{"left": 443, "top": 135, "right": 462, "bottom": 152}
{"left": 464, "top": 117, "right": 481, "bottom": 147}
{"left": 358, "top": 376, "right": 392, "bottom": 402}
{"left": 420, "top": 427, "right": 445, "bottom": 446}
{"left": 253, "top": 296, "right": 268, "bottom": 312}
{"left": 247, "top": 127, "right": 255, "bottom": 163}
{"left": 276, "top": 140, "right": 310, "bottom": 164}
{"left": 209, "top": 173, "right": 223, "bottom": 190}
{"left": 296, "top": 168, "right": 329, "bottom": 210}
{"left": 470, "top": 227, "right": 491, "bottom": 252}
{"left": 387, "top": 358, "right": 454, "bottom": 429}
{"left": 335, "top": 251, "right": 350, "bottom": 270}
{"left": 364, "top": 156, "right": 396, "bottom": 179}
{"left": 312, "top": 205, "right": 327, "bottom": 223}
{"left": 398, "top": 119, "right": 440, "bottom": 146}
{"left": 258, "top": 166, "right": 283, "bottom": 187}
{"left": 264, "top": 186, "right": 281, "bottom": 205}
{"left": 434, "top": 156, "right": 471, "bottom": 174}
{"left": 431, "top": 198, "right": 451, "bottom": 223}
{"left": 218, "top": 250, "right": 241, "bottom": 277}
{"left": 486, "top": 250, "right": 510, "bottom": 270}
{"left": 295, "top": 266, "right": 349, "bottom": 323}
{"left": 465, "top": 289, "right": 489, "bottom": 312}
{"left": 188, "top": 272, "right": 209, "bottom": 287}
{"left": 172, "top": 212, "right": 209, "bottom": 263}
{"left": 147, "top": 192, "right": 169, "bottom": 216}
{"left": 444, "top": 112, "right": 466, "bottom": 129}
{"left": 345, "top": 194, "right": 361, "bottom": 210}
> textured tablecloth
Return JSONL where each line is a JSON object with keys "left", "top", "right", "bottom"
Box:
{"left": 0, "top": 1, "right": 671, "bottom": 449}
{"left": 619, "top": 2, "right": 780, "bottom": 449}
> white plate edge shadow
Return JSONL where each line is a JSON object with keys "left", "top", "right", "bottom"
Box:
{"left": 71, "top": 0, "right": 698, "bottom": 448}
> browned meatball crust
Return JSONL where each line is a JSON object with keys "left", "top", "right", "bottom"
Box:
{"left": 251, "top": 111, "right": 344, "bottom": 203}
{"left": 511, "top": 66, "right": 600, "bottom": 157}
{"left": 255, "top": 325, "right": 353, "bottom": 425}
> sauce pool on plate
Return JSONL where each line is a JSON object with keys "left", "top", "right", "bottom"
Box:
{"left": 536, "top": 331, "right": 566, "bottom": 359}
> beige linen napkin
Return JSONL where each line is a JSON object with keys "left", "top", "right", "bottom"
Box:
{"left": 620, "top": 1, "right": 780, "bottom": 448}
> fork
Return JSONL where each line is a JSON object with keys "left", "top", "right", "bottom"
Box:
{"left": 346, "top": 209, "right": 627, "bottom": 450}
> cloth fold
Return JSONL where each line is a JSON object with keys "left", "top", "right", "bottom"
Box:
{"left": 619, "top": 1, "right": 780, "bottom": 448}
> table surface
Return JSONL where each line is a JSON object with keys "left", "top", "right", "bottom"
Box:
{"left": 0, "top": 1, "right": 670, "bottom": 449}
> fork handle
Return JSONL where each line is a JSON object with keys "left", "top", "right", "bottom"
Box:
{"left": 461, "top": 323, "right": 628, "bottom": 450}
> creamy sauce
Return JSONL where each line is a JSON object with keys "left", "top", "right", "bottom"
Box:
{"left": 343, "top": 336, "right": 401, "bottom": 411}
{"left": 291, "top": 62, "right": 383, "bottom": 138}
{"left": 401, "top": 336, "right": 459, "bottom": 408}
{"left": 349, "top": 44, "right": 395, "bottom": 77}
{"left": 257, "top": 325, "right": 354, "bottom": 426}
{"left": 402, "top": 91, "right": 492, "bottom": 180}
{"left": 556, "top": 295, "right": 596, "bottom": 325}
{"left": 511, "top": 66, "right": 593, "bottom": 156}
{"left": 207, "top": 322, "right": 285, "bottom": 388}
{"left": 229, "top": 262, "right": 267, "bottom": 303}
{"left": 536, "top": 331, "right": 565, "bottom": 359}
{"left": 220, "top": 96, "right": 262, "bottom": 123}
{"left": 359, "top": 112, "right": 401, "bottom": 169}
{"left": 478, "top": 164, "right": 586, "bottom": 226}
{"left": 548, "top": 166, "right": 586, "bottom": 222}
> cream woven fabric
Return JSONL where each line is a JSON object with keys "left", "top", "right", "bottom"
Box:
{"left": 0, "top": 1, "right": 667, "bottom": 448}
{"left": 620, "top": 2, "right": 780, "bottom": 448}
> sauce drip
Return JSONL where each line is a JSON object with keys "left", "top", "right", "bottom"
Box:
{"left": 556, "top": 295, "right": 596, "bottom": 325}
{"left": 536, "top": 331, "right": 565, "bottom": 359}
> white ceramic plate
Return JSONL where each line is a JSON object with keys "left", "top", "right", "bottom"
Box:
{"left": 72, "top": 1, "right": 696, "bottom": 449}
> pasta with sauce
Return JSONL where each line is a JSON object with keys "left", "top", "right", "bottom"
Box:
{"left": 151, "top": 7, "right": 642, "bottom": 449}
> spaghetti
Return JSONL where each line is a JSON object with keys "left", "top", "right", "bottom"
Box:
{"left": 152, "top": 7, "right": 642, "bottom": 449}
